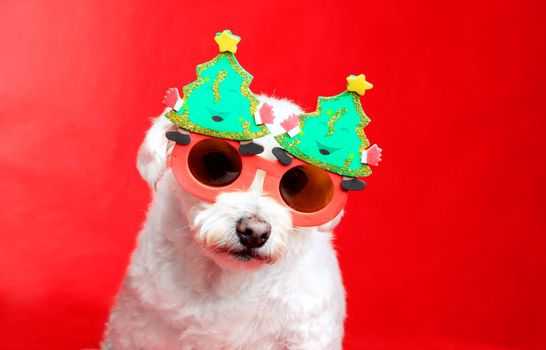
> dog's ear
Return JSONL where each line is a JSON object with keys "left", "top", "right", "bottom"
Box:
{"left": 317, "top": 210, "right": 344, "bottom": 232}
{"left": 136, "top": 111, "right": 177, "bottom": 188}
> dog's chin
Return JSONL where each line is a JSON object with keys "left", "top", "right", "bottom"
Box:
{"left": 200, "top": 246, "right": 274, "bottom": 271}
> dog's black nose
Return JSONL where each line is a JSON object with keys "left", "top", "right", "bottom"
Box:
{"left": 236, "top": 217, "right": 271, "bottom": 249}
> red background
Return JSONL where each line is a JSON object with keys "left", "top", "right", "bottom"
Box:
{"left": 1, "top": 0, "right": 545, "bottom": 349}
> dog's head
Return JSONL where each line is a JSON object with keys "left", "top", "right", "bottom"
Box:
{"left": 137, "top": 96, "right": 343, "bottom": 270}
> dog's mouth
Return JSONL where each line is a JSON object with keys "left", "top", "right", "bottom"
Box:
{"left": 214, "top": 247, "right": 271, "bottom": 264}
{"left": 232, "top": 250, "right": 254, "bottom": 262}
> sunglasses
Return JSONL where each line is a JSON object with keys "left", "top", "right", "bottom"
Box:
{"left": 169, "top": 133, "right": 348, "bottom": 227}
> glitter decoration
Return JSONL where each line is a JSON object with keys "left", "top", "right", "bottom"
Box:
{"left": 326, "top": 108, "right": 347, "bottom": 136}
{"left": 212, "top": 70, "right": 227, "bottom": 103}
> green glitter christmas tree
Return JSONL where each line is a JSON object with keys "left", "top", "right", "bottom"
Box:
{"left": 164, "top": 30, "right": 268, "bottom": 141}
{"left": 275, "top": 74, "right": 381, "bottom": 179}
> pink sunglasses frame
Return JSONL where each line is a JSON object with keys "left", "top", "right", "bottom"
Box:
{"left": 169, "top": 133, "right": 348, "bottom": 227}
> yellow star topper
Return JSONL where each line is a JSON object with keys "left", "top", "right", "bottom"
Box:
{"left": 214, "top": 30, "right": 241, "bottom": 53}
{"left": 346, "top": 74, "right": 374, "bottom": 96}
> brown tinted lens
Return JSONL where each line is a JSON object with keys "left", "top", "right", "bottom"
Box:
{"left": 279, "top": 165, "right": 334, "bottom": 213}
{"left": 188, "top": 139, "right": 242, "bottom": 187}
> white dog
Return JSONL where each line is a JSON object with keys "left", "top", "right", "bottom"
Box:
{"left": 102, "top": 95, "right": 346, "bottom": 350}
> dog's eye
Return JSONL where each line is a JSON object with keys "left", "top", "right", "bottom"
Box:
{"left": 188, "top": 139, "right": 242, "bottom": 187}
{"left": 279, "top": 165, "right": 333, "bottom": 213}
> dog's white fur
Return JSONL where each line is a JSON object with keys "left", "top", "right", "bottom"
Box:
{"left": 103, "top": 96, "right": 346, "bottom": 350}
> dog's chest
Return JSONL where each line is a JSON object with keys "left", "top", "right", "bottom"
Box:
{"left": 170, "top": 279, "right": 292, "bottom": 349}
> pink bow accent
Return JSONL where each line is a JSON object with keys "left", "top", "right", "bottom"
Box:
{"left": 281, "top": 114, "right": 300, "bottom": 133}
{"left": 258, "top": 103, "right": 276, "bottom": 124}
